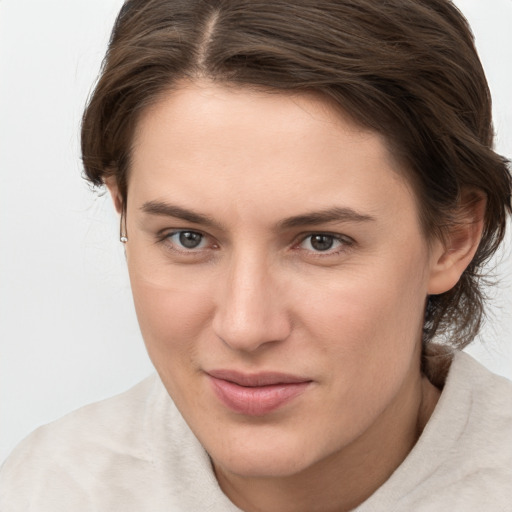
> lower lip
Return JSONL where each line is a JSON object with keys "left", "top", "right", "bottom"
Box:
{"left": 208, "top": 377, "right": 311, "bottom": 416}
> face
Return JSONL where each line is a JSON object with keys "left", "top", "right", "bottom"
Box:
{"left": 120, "top": 82, "right": 444, "bottom": 479}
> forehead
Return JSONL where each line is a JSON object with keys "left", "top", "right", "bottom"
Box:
{"left": 128, "top": 81, "right": 416, "bottom": 226}
{"left": 134, "top": 81, "right": 376, "bottom": 151}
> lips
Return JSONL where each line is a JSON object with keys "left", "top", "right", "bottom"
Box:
{"left": 207, "top": 370, "right": 312, "bottom": 416}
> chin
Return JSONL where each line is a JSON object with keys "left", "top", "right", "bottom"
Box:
{"left": 207, "top": 427, "right": 327, "bottom": 479}
{"left": 217, "top": 453, "right": 314, "bottom": 480}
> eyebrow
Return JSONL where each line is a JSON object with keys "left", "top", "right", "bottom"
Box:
{"left": 278, "top": 207, "right": 376, "bottom": 229}
{"left": 141, "top": 200, "right": 224, "bottom": 230}
{"left": 140, "top": 201, "right": 375, "bottom": 230}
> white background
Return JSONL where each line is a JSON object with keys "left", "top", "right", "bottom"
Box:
{"left": 1, "top": 0, "right": 511, "bottom": 464}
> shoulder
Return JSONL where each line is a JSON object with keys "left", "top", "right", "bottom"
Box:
{"left": 450, "top": 350, "right": 512, "bottom": 433}
{"left": 440, "top": 351, "right": 512, "bottom": 481}
{"left": 0, "top": 374, "right": 161, "bottom": 511}
{"left": 3, "top": 372, "right": 160, "bottom": 460}
{"left": 358, "top": 350, "right": 512, "bottom": 511}
{"left": 425, "top": 347, "right": 512, "bottom": 428}
{"left": 409, "top": 351, "right": 512, "bottom": 509}
{"left": 0, "top": 374, "right": 240, "bottom": 512}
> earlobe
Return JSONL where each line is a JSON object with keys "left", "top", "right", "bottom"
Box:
{"left": 104, "top": 176, "right": 124, "bottom": 215}
{"left": 427, "top": 193, "right": 486, "bottom": 295}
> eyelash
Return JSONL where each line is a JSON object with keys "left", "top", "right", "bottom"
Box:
{"left": 294, "top": 233, "right": 354, "bottom": 257}
{"left": 157, "top": 230, "right": 217, "bottom": 255}
{"left": 156, "top": 230, "right": 354, "bottom": 258}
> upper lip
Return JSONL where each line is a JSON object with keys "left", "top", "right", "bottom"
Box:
{"left": 206, "top": 369, "right": 312, "bottom": 387}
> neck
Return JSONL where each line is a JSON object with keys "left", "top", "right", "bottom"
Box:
{"left": 214, "top": 364, "right": 441, "bottom": 512}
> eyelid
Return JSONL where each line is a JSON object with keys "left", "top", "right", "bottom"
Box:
{"left": 293, "top": 232, "right": 354, "bottom": 255}
{"left": 154, "top": 228, "right": 353, "bottom": 259}
{"left": 157, "top": 228, "right": 218, "bottom": 253}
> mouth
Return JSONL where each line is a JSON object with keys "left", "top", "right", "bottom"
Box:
{"left": 206, "top": 370, "right": 312, "bottom": 416}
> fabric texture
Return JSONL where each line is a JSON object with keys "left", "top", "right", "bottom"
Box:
{"left": 1, "top": 351, "right": 511, "bottom": 511}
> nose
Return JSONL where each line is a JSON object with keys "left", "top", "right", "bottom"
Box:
{"left": 212, "top": 252, "right": 292, "bottom": 353}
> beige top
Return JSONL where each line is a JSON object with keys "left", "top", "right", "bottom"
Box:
{"left": 1, "top": 351, "right": 511, "bottom": 511}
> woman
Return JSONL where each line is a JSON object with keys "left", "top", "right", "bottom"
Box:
{"left": 1, "top": 0, "right": 511, "bottom": 510}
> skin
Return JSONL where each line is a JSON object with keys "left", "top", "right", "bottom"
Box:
{"left": 107, "top": 81, "right": 482, "bottom": 512}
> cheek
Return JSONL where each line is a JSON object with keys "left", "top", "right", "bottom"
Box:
{"left": 128, "top": 269, "right": 214, "bottom": 369}
{"left": 294, "top": 251, "right": 429, "bottom": 372}
{"left": 290, "top": 258, "right": 429, "bottom": 432}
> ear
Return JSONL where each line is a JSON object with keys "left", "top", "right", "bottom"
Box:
{"left": 427, "top": 192, "right": 486, "bottom": 295}
{"left": 104, "top": 176, "right": 124, "bottom": 215}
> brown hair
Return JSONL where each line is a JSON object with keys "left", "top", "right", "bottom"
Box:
{"left": 81, "top": 0, "right": 511, "bottom": 348}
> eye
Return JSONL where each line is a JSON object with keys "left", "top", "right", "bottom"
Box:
{"left": 306, "top": 234, "right": 337, "bottom": 252}
{"left": 298, "top": 233, "right": 351, "bottom": 254}
{"left": 165, "top": 230, "right": 209, "bottom": 250}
